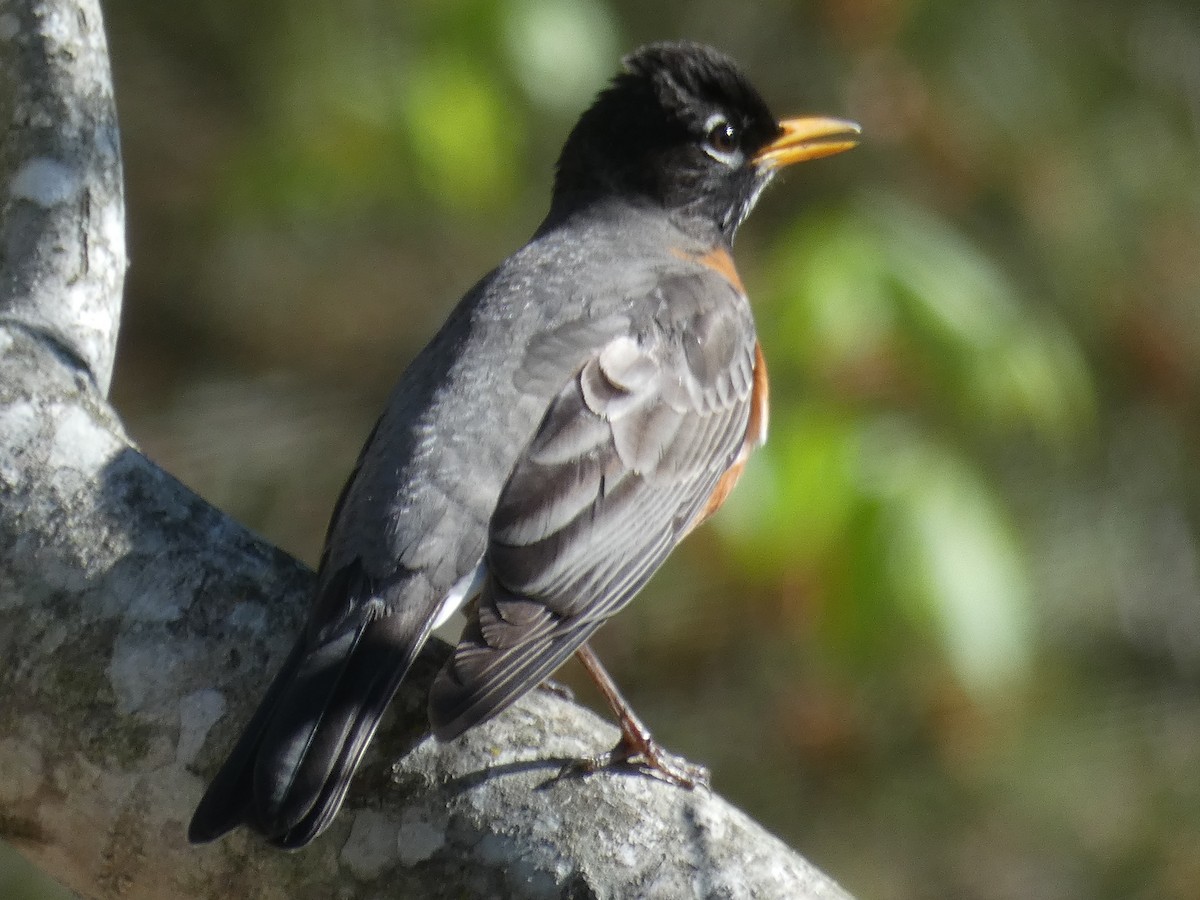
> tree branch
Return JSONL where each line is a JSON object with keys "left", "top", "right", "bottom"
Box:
{"left": 0, "top": 1, "right": 852, "bottom": 897}
{"left": 0, "top": 0, "right": 123, "bottom": 393}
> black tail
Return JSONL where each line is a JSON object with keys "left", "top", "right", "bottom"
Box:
{"left": 188, "top": 612, "right": 430, "bottom": 849}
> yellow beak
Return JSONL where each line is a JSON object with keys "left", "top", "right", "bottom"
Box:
{"left": 752, "top": 116, "right": 862, "bottom": 169}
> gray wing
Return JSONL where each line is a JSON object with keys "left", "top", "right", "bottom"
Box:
{"left": 429, "top": 272, "right": 758, "bottom": 739}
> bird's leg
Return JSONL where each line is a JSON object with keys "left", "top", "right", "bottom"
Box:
{"left": 561, "top": 643, "right": 709, "bottom": 789}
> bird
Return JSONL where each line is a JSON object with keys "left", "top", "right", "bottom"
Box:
{"left": 188, "top": 40, "right": 859, "bottom": 849}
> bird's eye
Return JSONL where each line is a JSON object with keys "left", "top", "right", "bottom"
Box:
{"left": 703, "top": 115, "right": 741, "bottom": 163}
{"left": 708, "top": 120, "right": 738, "bottom": 153}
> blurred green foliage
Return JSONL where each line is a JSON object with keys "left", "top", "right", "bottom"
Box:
{"left": 7, "top": 0, "right": 1200, "bottom": 897}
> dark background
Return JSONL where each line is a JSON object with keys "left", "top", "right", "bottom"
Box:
{"left": 5, "top": 0, "right": 1200, "bottom": 897}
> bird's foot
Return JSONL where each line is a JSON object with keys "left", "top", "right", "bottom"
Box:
{"left": 559, "top": 727, "right": 710, "bottom": 790}
{"left": 536, "top": 678, "right": 575, "bottom": 702}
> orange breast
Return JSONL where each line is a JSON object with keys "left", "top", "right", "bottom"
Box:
{"left": 672, "top": 244, "right": 748, "bottom": 296}
{"left": 694, "top": 245, "right": 747, "bottom": 295}
{"left": 689, "top": 342, "right": 769, "bottom": 533}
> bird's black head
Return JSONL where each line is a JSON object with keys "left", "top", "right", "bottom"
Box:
{"left": 550, "top": 41, "right": 860, "bottom": 244}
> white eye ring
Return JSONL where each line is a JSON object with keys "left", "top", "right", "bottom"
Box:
{"left": 702, "top": 113, "right": 742, "bottom": 166}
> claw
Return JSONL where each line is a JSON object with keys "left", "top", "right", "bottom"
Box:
{"left": 562, "top": 642, "right": 709, "bottom": 790}
{"left": 560, "top": 729, "right": 709, "bottom": 789}
{"left": 536, "top": 678, "right": 576, "bottom": 702}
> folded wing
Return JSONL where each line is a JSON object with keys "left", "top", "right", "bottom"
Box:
{"left": 429, "top": 273, "right": 760, "bottom": 738}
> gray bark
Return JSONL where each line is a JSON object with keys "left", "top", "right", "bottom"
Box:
{"left": 0, "top": 0, "right": 853, "bottom": 897}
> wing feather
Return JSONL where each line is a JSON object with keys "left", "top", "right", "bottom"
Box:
{"left": 430, "top": 273, "right": 759, "bottom": 739}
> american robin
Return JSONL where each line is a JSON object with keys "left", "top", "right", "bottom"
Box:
{"left": 189, "top": 40, "right": 858, "bottom": 849}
